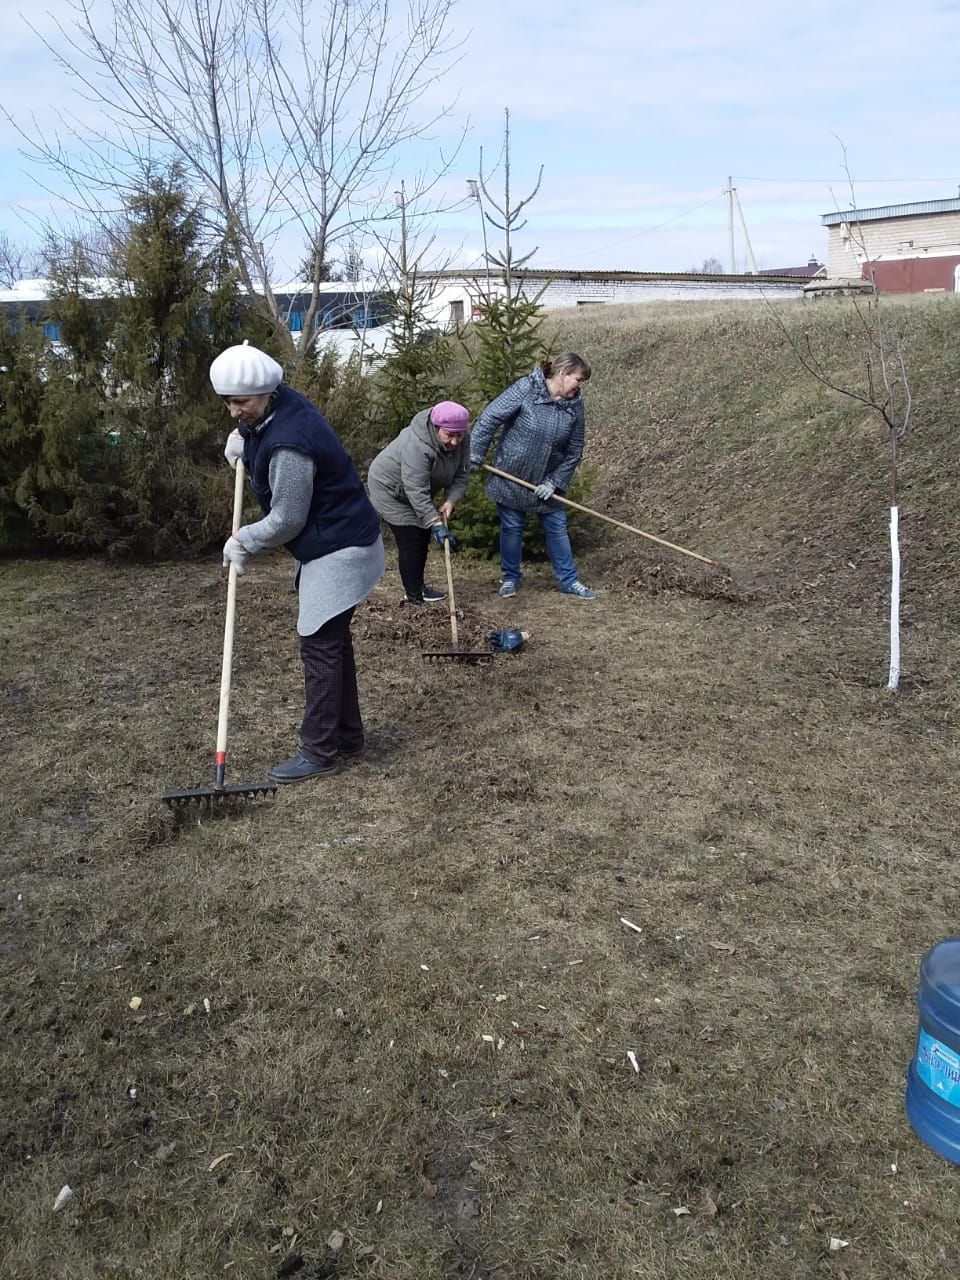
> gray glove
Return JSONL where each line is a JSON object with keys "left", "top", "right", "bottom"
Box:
{"left": 468, "top": 457, "right": 484, "bottom": 473}
{"left": 534, "top": 479, "right": 556, "bottom": 501}
{"left": 224, "top": 429, "right": 244, "bottom": 469}
{"left": 222, "top": 535, "right": 249, "bottom": 574}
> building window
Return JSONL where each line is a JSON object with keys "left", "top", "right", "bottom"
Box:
{"left": 576, "top": 299, "right": 605, "bottom": 307}
{"left": 42, "top": 322, "right": 60, "bottom": 341}
{"left": 449, "top": 299, "right": 465, "bottom": 325}
{"left": 288, "top": 310, "right": 304, "bottom": 332}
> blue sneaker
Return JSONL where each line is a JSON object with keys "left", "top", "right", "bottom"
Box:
{"left": 563, "top": 581, "right": 596, "bottom": 599}
{"left": 499, "top": 579, "right": 518, "bottom": 598}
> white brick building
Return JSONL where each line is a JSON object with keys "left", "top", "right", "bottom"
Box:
{"left": 419, "top": 269, "right": 811, "bottom": 329}
{"left": 821, "top": 197, "right": 960, "bottom": 292}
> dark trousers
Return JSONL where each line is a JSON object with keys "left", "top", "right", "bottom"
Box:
{"left": 298, "top": 606, "right": 362, "bottom": 767}
{"left": 387, "top": 522, "right": 431, "bottom": 601}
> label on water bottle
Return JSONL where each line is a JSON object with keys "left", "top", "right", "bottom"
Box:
{"left": 915, "top": 1029, "right": 960, "bottom": 1107}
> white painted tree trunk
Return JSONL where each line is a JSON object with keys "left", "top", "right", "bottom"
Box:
{"left": 887, "top": 504, "right": 901, "bottom": 692}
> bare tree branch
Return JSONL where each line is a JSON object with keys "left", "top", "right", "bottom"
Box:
{"left": 7, "top": 0, "right": 465, "bottom": 377}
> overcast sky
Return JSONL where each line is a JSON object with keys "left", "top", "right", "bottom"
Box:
{"left": 1, "top": 0, "right": 959, "bottom": 276}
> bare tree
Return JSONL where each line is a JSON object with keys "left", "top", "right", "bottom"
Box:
{"left": 38, "top": 218, "right": 131, "bottom": 281}
{"left": 0, "top": 231, "right": 39, "bottom": 288}
{"left": 13, "top": 0, "right": 464, "bottom": 379}
{"left": 685, "top": 256, "right": 724, "bottom": 275}
{"left": 765, "top": 145, "right": 912, "bottom": 691}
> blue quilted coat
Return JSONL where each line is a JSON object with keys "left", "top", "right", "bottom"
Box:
{"left": 469, "top": 365, "right": 585, "bottom": 513}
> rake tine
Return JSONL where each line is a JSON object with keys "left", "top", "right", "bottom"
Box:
{"left": 422, "top": 649, "right": 493, "bottom": 665}
{"left": 161, "top": 780, "right": 278, "bottom": 809}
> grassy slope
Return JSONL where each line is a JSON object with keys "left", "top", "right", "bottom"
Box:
{"left": 551, "top": 296, "right": 960, "bottom": 623}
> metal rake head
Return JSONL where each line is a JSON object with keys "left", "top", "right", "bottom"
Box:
{"left": 161, "top": 781, "right": 278, "bottom": 809}
{"left": 421, "top": 649, "right": 493, "bottom": 666}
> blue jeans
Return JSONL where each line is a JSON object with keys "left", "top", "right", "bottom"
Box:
{"left": 497, "top": 503, "right": 578, "bottom": 591}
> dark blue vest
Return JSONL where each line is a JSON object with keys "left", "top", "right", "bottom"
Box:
{"left": 240, "top": 386, "right": 380, "bottom": 563}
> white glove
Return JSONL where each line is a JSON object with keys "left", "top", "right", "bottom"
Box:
{"left": 224, "top": 429, "right": 244, "bottom": 469}
{"left": 222, "top": 535, "right": 249, "bottom": 575}
{"left": 534, "top": 479, "right": 556, "bottom": 501}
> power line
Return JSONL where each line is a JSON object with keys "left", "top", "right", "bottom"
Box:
{"left": 565, "top": 191, "right": 727, "bottom": 263}
{"left": 732, "top": 175, "right": 954, "bottom": 185}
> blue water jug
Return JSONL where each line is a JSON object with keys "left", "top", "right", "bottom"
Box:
{"left": 905, "top": 937, "right": 960, "bottom": 1164}
{"left": 489, "top": 628, "right": 528, "bottom": 654}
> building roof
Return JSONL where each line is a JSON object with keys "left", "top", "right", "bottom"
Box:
{"left": 821, "top": 197, "right": 960, "bottom": 227}
{"left": 420, "top": 267, "right": 806, "bottom": 284}
{"left": 763, "top": 258, "right": 825, "bottom": 278}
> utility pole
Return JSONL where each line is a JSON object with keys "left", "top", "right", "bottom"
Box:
{"left": 733, "top": 188, "right": 759, "bottom": 275}
{"left": 466, "top": 178, "right": 492, "bottom": 297}
{"left": 727, "top": 176, "right": 736, "bottom": 274}
{"left": 392, "top": 180, "right": 416, "bottom": 355}
{"left": 395, "top": 181, "right": 409, "bottom": 295}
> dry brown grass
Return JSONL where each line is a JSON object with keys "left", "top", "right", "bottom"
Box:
{"left": 4, "top": 297, "right": 960, "bottom": 1279}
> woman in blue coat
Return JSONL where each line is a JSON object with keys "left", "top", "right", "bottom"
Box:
{"left": 469, "top": 352, "right": 596, "bottom": 599}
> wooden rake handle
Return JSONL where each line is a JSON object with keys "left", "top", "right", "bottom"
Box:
{"left": 215, "top": 462, "right": 246, "bottom": 786}
{"left": 481, "top": 463, "right": 720, "bottom": 568}
{"left": 443, "top": 536, "right": 459, "bottom": 647}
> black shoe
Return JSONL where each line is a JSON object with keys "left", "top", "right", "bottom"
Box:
{"left": 267, "top": 754, "right": 340, "bottom": 785}
{"left": 403, "top": 595, "right": 425, "bottom": 608}
{"left": 422, "top": 584, "right": 446, "bottom": 603}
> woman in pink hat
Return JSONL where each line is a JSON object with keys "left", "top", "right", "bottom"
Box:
{"left": 367, "top": 401, "right": 472, "bottom": 607}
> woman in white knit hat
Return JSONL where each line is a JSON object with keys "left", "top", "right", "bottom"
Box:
{"left": 211, "top": 341, "right": 385, "bottom": 785}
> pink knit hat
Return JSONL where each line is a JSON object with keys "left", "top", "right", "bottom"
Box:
{"left": 430, "top": 401, "right": 470, "bottom": 432}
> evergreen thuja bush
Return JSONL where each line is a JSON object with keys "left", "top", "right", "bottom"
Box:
{"left": 0, "top": 315, "right": 48, "bottom": 553}
{"left": 9, "top": 169, "right": 264, "bottom": 557}
{"left": 303, "top": 344, "right": 380, "bottom": 471}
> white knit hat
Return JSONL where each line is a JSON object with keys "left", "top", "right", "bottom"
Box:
{"left": 209, "top": 340, "right": 284, "bottom": 395}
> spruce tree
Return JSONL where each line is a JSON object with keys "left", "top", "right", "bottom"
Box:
{"left": 374, "top": 182, "right": 456, "bottom": 441}
{"left": 452, "top": 112, "right": 595, "bottom": 557}
{"left": 106, "top": 170, "right": 268, "bottom": 554}
{"left": 462, "top": 109, "right": 550, "bottom": 407}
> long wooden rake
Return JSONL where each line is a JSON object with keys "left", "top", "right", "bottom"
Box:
{"left": 482, "top": 464, "right": 728, "bottom": 571}
{"left": 162, "top": 464, "right": 278, "bottom": 809}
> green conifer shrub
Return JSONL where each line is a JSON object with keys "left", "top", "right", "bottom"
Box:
{"left": 0, "top": 315, "right": 49, "bottom": 552}
{"left": 9, "top": 170, "right": 259, "bottom": 557}
{"left": 300, "top": 341, "right": 379, "bottom": 470}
